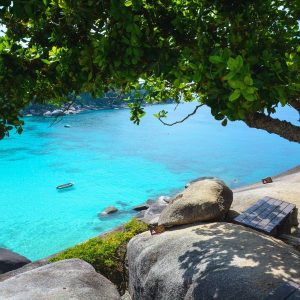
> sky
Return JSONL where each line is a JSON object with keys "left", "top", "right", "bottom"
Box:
{"left": 0, "top": 24, "right": 6, "bottom": 36}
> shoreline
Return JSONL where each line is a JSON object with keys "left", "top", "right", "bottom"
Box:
{"left": 232, "top": 164, "right": 300, "bottom": 215}
{"left": 1, "top": 163, "right": 299, "bottom": 281}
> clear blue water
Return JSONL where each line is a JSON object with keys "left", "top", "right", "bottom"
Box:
{"left": 0, "top": 103, "right": 299, "bottom": 260}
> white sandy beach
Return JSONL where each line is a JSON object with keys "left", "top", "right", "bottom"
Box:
{"left": 232, "top": 165, "right": 300, "bottom": 220}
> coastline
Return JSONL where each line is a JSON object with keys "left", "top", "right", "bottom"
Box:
{"left": 232, "top": 164, "right": 300, "bottom": 216}
{"left": 1, "top": 163, "right": 300, "bottom": 282}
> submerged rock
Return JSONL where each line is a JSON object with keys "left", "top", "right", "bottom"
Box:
{"left": 0, "top": 248, "right": 31, "bottom": 274}
{"left": 158, "top": 179, "right": 233, "bottom": 227}
{"left": 132, "top": 204, "right": 149, "bottom": 211}
{"left": 127, "top": 222, "right": 300, "bottom": 300}
{"left": 99, "top": 206, "right": 119, "bottom": 216}
{"left": 0, "top": 259, "right": 120, "bottom": 300}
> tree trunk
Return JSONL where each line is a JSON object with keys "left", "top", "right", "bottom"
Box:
{"left": 244, "top": 112, "right": 300, "bottom": 143}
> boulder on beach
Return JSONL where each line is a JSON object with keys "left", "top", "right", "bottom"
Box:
{"left": 158, "top": 179, "right": 233, "bottom": 227}
{"left": 127, "top": 222, "right": 300, "bottom": 300}
{"left": 0, "top": 259, "right": 120, "bottom": 300}
{"left": 99, "top": 206, "right": 118, "bottom": 216}
{"left": 43, "top": 111, "right": 52, "bottom": 117}
{"left": 51, "top": 109, "right": 65, "bottom": 117}
{"left": 0, "top": 248, "right": 31, "bottom": 274}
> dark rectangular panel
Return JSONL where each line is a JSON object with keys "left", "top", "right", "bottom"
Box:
{"left": 234, "top": 198, "right": 267, "bottom": 222}
{"left": 264, "top": 282, "right": 298, "bottom": 300}
{"left": 237, "top": 199, "right": 274, "bottom": 225}
{"left": 257, "top": 201, "right": 290, "bottom": 230}
{"left": 234, "top": 198, "right": 295, "bottom": 236}
{"left": 250, "top": 198, "right": 282, "bottom": 228}
{"left": 264, "top": 203, "right": 295, "bottom": 233}
{"left": 288, "top": 289, "right": 300, "bottom": 299}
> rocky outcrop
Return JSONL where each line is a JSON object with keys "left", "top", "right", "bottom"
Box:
{"left": 0, "top": 248, "right": 31, "bottom": 274}
{"left": 0, "top": 259, "right": 120, "bottom": 300}
{"left": 50, "top": 109, "right": 65, "bottom": 117}
{"left": 127, "top": 222, "right": 300, "bottom": 300}
{"left": 142, "top": 201, "right": 168, "bottom": 225}
{"left": 99, "top": 206, "right": 119, "bottom": 216}
{"left": 135, "top": 195, "right": 173, "bottom": 224}
{"left": 133, "top": 196, "right": 171, "bottom": 213}
{"left": 158, "top": 179, "right": 233, "bottom": 227}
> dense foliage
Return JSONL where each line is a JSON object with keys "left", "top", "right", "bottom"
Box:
{"left": 50, "top": 218, "right": 148, "bottom": 292}
{"left": 0, "top": 1, "right": 299, "bottom": 141}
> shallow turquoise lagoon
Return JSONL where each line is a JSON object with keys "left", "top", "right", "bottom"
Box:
{"left": 0, "top": 103, "right": 299, "bottom": 260}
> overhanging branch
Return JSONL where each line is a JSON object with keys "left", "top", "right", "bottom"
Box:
{"left": 289, "top": 99, "right": 300, "bottom": 115}
{"left": 245, "top": 112, "right": 300, "bottom": 143}
{"left": 158, "top": 104, "right": 204, "bottom": 126}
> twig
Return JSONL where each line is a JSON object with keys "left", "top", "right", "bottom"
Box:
{"left": 50, "top": 94, "right": 76, "bottom": 127}
{"left": 158, "top": 104, "right": 204, "bottom": 126}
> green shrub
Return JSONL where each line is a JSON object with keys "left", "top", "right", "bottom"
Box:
{"left": 50, "top": 218, "right": 148, "bottom": 292}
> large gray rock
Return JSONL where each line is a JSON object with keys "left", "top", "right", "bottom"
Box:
{"left": 43, "top": 111, "right": 52, "bottom": 117}
{"left": 0, "top": 259, "right": 120, "bottom": 300}
{"left": 127, "top": 222, "right": 300, "bottom": 300}
{"left": 159, "top": 179, "right": 233, "bottom": 227}
{"left": 0, "top": 248, "right": 31, "bottom": 274}
{"left": 51, "top": 109, "right": 65, "bottom": 117}
{"left": 142, "top": 201, "right": 168, "bottom": 225}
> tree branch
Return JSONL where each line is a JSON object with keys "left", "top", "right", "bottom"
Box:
{"left": 289, "top": 99, "right": 300, "bottom": 114}
{"left": 244, "top": 112, "right": 300, "bottom": 143}
{"left": 158, "top": 104, "right": 204, "bottom": 126}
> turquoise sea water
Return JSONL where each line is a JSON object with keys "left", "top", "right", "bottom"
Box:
{"left": 0, "top": 103, "right": 299, "bottom": 260}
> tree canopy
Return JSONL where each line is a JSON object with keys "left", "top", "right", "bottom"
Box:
{"left": 0, "top": 0, "right": 299, "bottom": 142}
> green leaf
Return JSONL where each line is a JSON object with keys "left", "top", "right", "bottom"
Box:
{"left": 227, "top": 56, "right": 243, "bottom": 71}
{"left": 235, "top": 55, "right": 243, "bottom": 70}
{"left": 237, "top": 109, "right": 246, "bottom": 119}
{"left": 228, "top": 80, "right": 242, "bottom": 89}
{"left": 223, "top": 72, "right": 236, "bottom": 80}
{"left": 227, "top": 58, "right": 236, "bottom": 70}
{"left": 241, "top": 90, "right": 256, "bottom": 101}
{"left": 215, "top": 113, "right": 224, "bottom": 120}
{"left": 244, "top": 87, "right": 256, "bottom": 94}
{"left": 209, "top": 55, "right": 223, "bottom": 64}
{"left": 229, "top": 89, "right": 241, "bottom": 102}
{"left": 124, "top": 0, "right": 132, "bottom": 7}
{"left": 221, "top": 119, "right": 228, "bottom": 126}
{"left": 41, "top": 59, "right": 50, "bottom": 64}
{"left": 244, "top": 75, "right": 253, "bottom": 86}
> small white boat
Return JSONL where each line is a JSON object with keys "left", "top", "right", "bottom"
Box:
{"left": 56, "top": 182, "right": 74, "bottom": 190}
